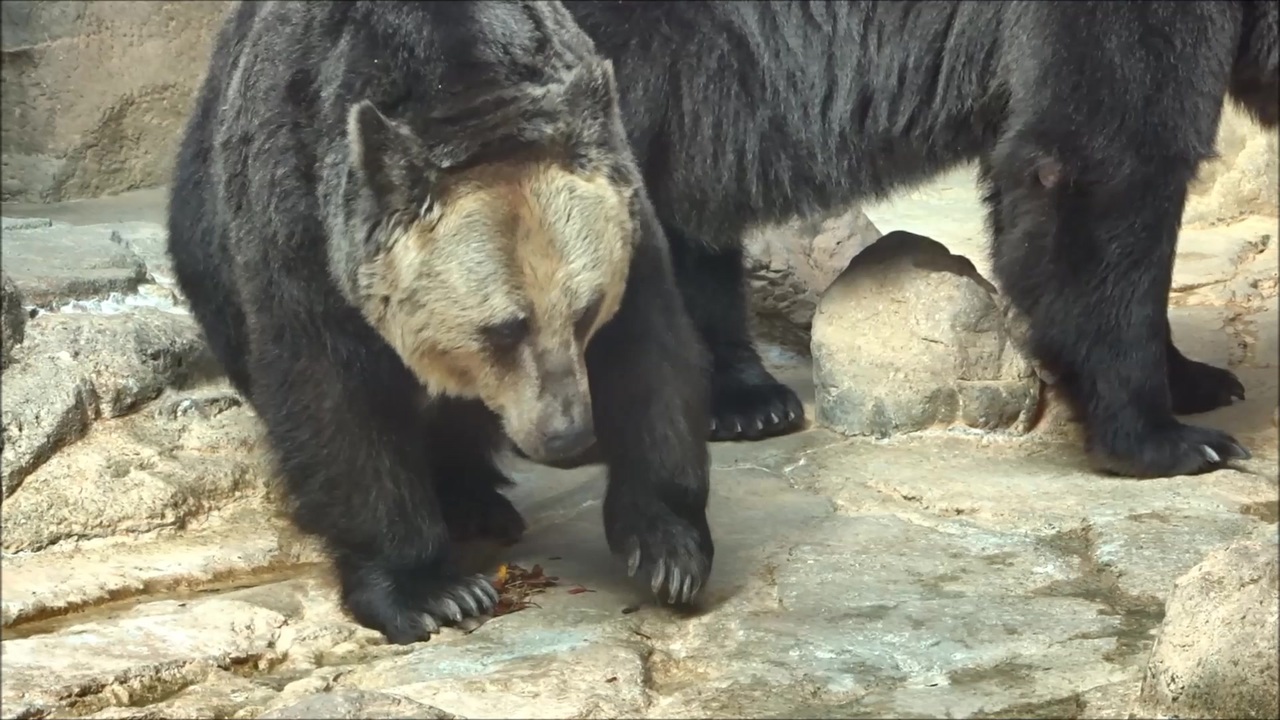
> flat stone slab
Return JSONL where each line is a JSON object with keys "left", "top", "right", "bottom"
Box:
{"left": 2, "top": 427, "right": 1274, "bottom": 719}
{"left": 1, "top": 221, "right": 148, "bottom": 306}
{"left": 2, "top": 598, "right": 288, "bottom": 718}
{"left": 96, "top": 220, "right": 174, "bottom": 285}
{"left": 2, "top": 217, "right": 68, "bottom": 231}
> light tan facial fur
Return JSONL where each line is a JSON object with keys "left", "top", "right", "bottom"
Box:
{"left": 356, "top": 159, "right": 634, "bottom": 463}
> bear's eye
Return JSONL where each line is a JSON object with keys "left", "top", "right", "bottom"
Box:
{"left": 481, "top": 317, "right": 530, "bottom": 350}
{"left": 575, "top": 295, "right": 604, "bottom": 338}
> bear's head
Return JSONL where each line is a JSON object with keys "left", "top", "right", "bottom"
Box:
{"left": 337, "top": 63, "right": 637, "bottom": 464}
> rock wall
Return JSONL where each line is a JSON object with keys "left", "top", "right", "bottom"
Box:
{"left": 0, "top": 0, "right": 231, "bottom": 203}
{"left": 4, "top": 1, "right": 1273, "bottom": 219}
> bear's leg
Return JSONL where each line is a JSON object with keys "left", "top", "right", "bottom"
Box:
{"left": 589, "top": 215, "right": 714, "bottom": 605}
{"left": 425, "top": 397, "right": 527, "bottom": 546}
{"left": 1165, "top": 317, "right": 1247, "bottom": 415}
{"left": 979, "top": 158, "right": 1246, "bottom": 419}
{"left": 245, "top": 307, "right": 498, "bottom": 644}
{"left": 666, "top": 224, "right": 805, "bottom": 441}
{"left": 184, "top": 280, "right": 253, "bottom": 398}
{"left": 166, "top": 206, "right": 254, "bottom": 398}
{"left": 984, "top": 147, "right": 1250, "bottom": 478}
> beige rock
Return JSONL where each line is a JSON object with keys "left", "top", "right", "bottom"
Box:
{"left": 811, "top": 230, "right": 1040, "bottom": 438}
{"left": 1137, "top": 529, "right": 1280, "bottom": 719}
{"left": 743, "top": 207, "right": 882, "bottom": 348}
{"left": 83, "top": 669, "right": 280, "bottom": 720}
{"left": 1185, "top": 105, "right": 1280, "bottom": 228}
{"left": 1171, "top": 224, "right": 1272, "bottom": 295}
{"left": 259, "top": 689, "right": 457, "bottom": 720}
{"left": 0, "top": 1, "right": 232, "bottom": 202}
{"left": 0, "top": 515, "right": 311, "bottom": 627}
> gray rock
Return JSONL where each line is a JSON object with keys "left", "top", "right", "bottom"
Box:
{"left": 1, "top": 308, "right": 218, "bottom": 500}
{"left": 811, "top": 230, "right": 1040, "bottom": 438}
{"left": 1, "top": 272, "right": 27, "bottom": 367}
{"left": 259, "top": 690, "right": 457, "bottom": 720}
{"left": 0, "top": 599, "right": 287, "bottom": 719}
{"left": 101, "top": 221, "right": 174, "bottom": 283}
{"left": 0, "top": 359, "right": 95, "bottom": 499}
{"left": 743, "top": 207, "right": 881, "bottom": 349}
{"left": 1137, "top": 528, "right": 1280, "bottom": 719}
{"left": 1, "top": 389, "right": 265, "bottom": 553}
{"left": 1, "top": 1, "right": 89, "bottom": 50}
{"left": 1, "top": 223, "right": 148, "bottom": 305}
{"left": 18, "top": 308, "right": 215, "bottom": 418}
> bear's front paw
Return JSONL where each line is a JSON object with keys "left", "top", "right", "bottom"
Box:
{"left": 710, "top": 376, "right": 805, "bottom": 441}
{"left": 1088, "top": 420, "right": 1251, "bottom": 478}
{"left": 609, "top": 501, "right": 713, "bottom": 606}
{"left": 1168, "top": 356, "right": 1245, "bottom": 415}
{"left": 342, "top": 562, "right": 500, "bottom": 645}
{"left": 441, "top": 485, "right": 527, "bottom": 546}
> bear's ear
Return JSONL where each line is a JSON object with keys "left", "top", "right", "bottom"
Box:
{"left": 347, "top": 100, "right": 437, "bottom": 216}
{"left": 564, "top": 60, "right": 618, "bottom": 128}
{"left": 560, "top": 60, "right": 622, "bottom": 168}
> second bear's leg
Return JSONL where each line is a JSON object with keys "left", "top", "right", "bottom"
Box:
{"left": 985, "top": 147, "right": 1250, "bottom": 478}
{"left": 981, "top": 157, "right": 1246, "bottom": 419}
{"left": 666, "top": 224, "right": 805, "bottom": 441}
{"left": 589, "top": 214, "right": 715, "bottom": 605}
{"left": 425, "top": 397, "right": 527, "bottom": 546}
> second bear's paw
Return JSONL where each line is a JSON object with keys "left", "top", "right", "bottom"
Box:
{"left": 1088, "top": 420, "right": 1251, "bottom": 478}
{"left": 710, "top": 376, "right": 805, "bottom": 441}
{"left": 1168, "top": 357, "right": 1246, "bottom": 415}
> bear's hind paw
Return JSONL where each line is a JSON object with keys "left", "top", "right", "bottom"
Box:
{"left": 1088, "top": 421, "right": 1251, "bottom": 478}
{"left": 1169, "top": 357, "right": 1246, "bottom": 415}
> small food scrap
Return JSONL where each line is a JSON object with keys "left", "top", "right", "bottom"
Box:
{"left": 567, "top": 586, "right": 595, "bottom": 595}
{"left": 621, "top": 604, "right": 640, "bottom": 615}
{"left": 606, "top": 676, "right": 619, "bottom": 683}
{"left": 492, "top": 563, "right": 560, "bottom": 617}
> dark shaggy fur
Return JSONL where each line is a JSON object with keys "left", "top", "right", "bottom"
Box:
{"left": 167, "top": 0, "right": 713, "bottom": 644}
{"left": 565, "top": 0, "right": 1278, "bottom": 476}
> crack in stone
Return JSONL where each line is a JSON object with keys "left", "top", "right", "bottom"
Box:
{"left": 1030, "top": 524, "right": 1166, "bottom": 666}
